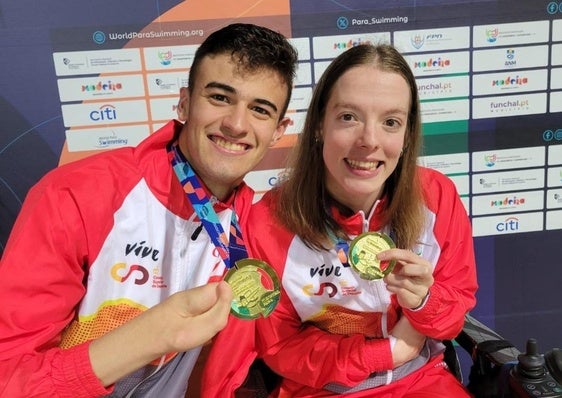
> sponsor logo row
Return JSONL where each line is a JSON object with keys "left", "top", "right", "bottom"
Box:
{"left": 54, "top": 19, "right": 562, "bottom": 77}
{"left": 56, "top": 64, "right": 562, "bottom": 106}
{"left": 58, "top": 88, "right": 561, "bottom": 132}
{"left": 53, "top": 20, "right": 562, "bottom": 76}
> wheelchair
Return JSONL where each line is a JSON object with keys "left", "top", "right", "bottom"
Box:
{"left": 457, "top": 314, "right": 562, "bottom": 398}
{"left": 237, "top": 314, "right": 562, "bottom": 398}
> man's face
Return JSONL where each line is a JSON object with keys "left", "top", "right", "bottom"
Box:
{"left": 177, "top": 53, "right": 290, "bottom": 200}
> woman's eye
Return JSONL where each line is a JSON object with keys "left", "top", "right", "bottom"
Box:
{"left": 386, "top": 119, "right": 400, "bottom": 127}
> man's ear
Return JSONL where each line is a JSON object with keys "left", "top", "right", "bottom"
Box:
{"left": 270, "top": 116, "right": 291, "bottom": 147}
{"left": 176, "top": 87, "right": 190, "bottom": 122}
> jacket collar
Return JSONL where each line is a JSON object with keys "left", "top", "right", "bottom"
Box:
{"left": 329, "top": 197, "right": 387, "bottom": 236}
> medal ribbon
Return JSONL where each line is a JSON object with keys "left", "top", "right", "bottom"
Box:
{"left": 168, "top": 142, "right": 248, "bottom": 269}
{"left": 328, "top": 228, "right": 395, "bottom": 269}
{"left": 328, "top": 230, "right": 351, "bottom": 268}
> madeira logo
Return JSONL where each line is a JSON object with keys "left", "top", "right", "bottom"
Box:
{"left": 333, "top": 37, "right": 372, "bottom": 50}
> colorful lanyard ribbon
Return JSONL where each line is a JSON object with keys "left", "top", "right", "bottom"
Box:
{"left": 329, "top": 228, "right": 395, "bottom": 269}
{"left": 168, "top": 142, "right": 248, "bottom": 270}
{"left": 329, "top": 230, "right": 351, "bottom": 268}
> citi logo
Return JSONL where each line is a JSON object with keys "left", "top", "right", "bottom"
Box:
{"left": 90, "top": 104, "right": 117, "bottom": 122}
{"left": 268, "top": 170, "right": 290, "bottom": 187}
{"left": 496, "top": 216, "right": 519, "bottom": 232}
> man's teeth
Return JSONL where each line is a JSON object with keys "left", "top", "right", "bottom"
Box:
{"left": 213, "top": 137, "right": 247, "bottom": 151}
{"left": 347, "top": 159, "right": 379, "bottom": 169}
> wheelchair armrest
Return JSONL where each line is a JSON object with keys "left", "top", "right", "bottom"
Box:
{"left": 455, "top": 313, "right": 520, "bottom": 366}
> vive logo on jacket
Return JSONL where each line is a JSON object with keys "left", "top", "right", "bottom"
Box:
{"left": 303, "top": 261, "right": 362, "bottom": 298}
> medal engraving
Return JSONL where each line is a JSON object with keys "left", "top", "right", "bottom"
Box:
{"left": 224, "top": 258, "right": 281, "bottom": 320}
{"left": 348, "top": 232, "right": 396, "bottom": 280}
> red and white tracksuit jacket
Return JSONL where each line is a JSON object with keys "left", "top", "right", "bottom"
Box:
{"left": 0, "top": 120, "right": 255, "bottom": 398}
{"left": 245, "top": 166, "right": 478, "bottom": 397}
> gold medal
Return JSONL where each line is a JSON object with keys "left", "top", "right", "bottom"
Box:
{"left": 348, "top": 232, "right": 396, "bottom": 280}
{"left": 224, "top": 258, "right": 281, "bottom": 320}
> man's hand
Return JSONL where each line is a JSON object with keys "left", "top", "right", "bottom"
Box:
{"left": 89, "top": 281, "right": 233, "bottom": 386}
{"left": 159, "top": 281, "right": 234, "bottom": 351}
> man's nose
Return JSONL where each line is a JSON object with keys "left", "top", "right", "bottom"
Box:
{"left": 222, "top": 104, "right": 249, "bottom": 137}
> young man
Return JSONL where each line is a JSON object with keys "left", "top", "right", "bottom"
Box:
{"left": 0, "top": 23, "right": 297, "bottom": 397}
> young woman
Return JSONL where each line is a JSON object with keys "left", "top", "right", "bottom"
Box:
{"left": 246, "top": 44, "right": 478, "bottom": 397}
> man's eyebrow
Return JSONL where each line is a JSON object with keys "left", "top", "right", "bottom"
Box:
{"left": 205, "top": 81, "right": 235, "bottom": 93}
{"left": 205, "top": 81, "right": 278, "bottom": 114}
{"left": 255, "top": 98, "right": 278, "bottom": 114}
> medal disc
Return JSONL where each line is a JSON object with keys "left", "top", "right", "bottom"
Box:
{"left": 348, "top": 232, "right": 396, "bottom": 280}
{"left": 224, "top": 258, "right": 281, "bottom": 320}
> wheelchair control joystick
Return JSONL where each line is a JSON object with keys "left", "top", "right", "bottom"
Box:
{"left": 517, "top": 339, "right": 546, "bottom": 379}
{"left": 509, "top": 338, "right": 562, "bottom": 397}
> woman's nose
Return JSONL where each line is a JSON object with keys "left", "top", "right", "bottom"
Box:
{"left": 358, "top": 123, "right": 379, "bottom": 149}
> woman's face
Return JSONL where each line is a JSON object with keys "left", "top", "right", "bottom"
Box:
{"left": 321, "top": 64, "right": 410, "bottom": 214}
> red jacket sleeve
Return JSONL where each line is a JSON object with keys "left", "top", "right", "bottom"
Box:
{"left": 248, "top": 193, "right": 394, "bottom": 390}
{"left": 403, "top": 168, "right": 478, "bottom": 340}
{"left": 200, "top": 316, "right": 258, "bottom": 398}
{"left": 256, "top": 290, "right": 393, "bottom": 389}
{"left": 0, "top": 178, "right": 110, "bottom": 397}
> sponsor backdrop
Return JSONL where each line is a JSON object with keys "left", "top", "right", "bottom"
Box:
{"left": 1, "top": 0, "right": 561, "bottom": 361}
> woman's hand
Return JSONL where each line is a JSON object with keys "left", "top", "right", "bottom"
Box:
{"left": 379, "top": 248, "right": 434, "bottom": 310}
{"left": 390, "top": 316, "right": 426, "bottom": 367}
